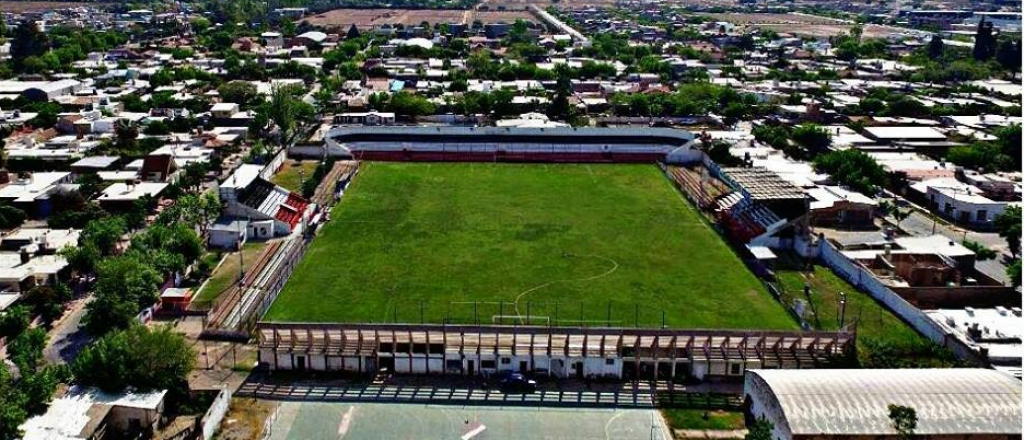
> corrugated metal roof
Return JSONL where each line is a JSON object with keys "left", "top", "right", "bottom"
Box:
{"left": 750, "top": 368, "right": 1021, "bottom": 436}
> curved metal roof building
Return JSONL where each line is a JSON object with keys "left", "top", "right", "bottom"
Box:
{"left": 744, "top": 368, "right": 1022, "bottom": 440}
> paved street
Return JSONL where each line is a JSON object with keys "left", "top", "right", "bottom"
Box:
{"left": 43, "top": 295, "right": 94, "bottom": 364}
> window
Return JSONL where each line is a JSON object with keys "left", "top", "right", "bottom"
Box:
{"left": 445, "top": 359, "right": 462, "bottom": 370}
{"left": 500, "top": 358, "right": 511, "bottom": 365}
{"left": 977, "top": 210, "right": 987, "bottom": 222}
{"left": 605, "top": 358, "right": 615, "bottom": 365}
{"left": 730, "top": 364, "right": 741, "bottom": 375}
{"left": 481, "top": 360, "right": 496, "bottom": 369}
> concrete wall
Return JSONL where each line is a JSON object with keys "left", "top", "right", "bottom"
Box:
{"left": 891, "top": 285, "right": 1021, "bottom": 309}
{"left": 108, "top": 401, "right": 163, "bottom": 435}
{"left": 260, "top": 149, "right": 288, "bottom": 181}
{"left": 201, "top": 386, "right": 232, "bottom": 440}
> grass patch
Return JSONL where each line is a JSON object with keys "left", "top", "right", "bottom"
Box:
{"left": 193, "top": 242, "right": 268, "bottom": 309}
{"left": 272, "top": 160, "right": 319, "bottom": 192}
{"left": 774, "top": 252, "right": 960, "bottom": 367}
{"left": 661, "top": 408, "right": 745, "bottom": 431}
{"left": 266, "top": 162, "right": 794, "bottom": 329}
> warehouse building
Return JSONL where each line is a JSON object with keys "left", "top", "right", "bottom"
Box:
{"left": 744, "top": 368, "right": 1022, "bottom": 440}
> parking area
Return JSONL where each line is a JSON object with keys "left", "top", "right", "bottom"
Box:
{"left": 266, "top": 401, "right": 670, "bottom": 440}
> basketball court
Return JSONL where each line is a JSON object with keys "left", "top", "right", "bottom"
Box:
{"left": 266, "top": 401, "right": 670, "bottom": 440}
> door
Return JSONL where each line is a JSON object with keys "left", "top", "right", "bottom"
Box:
{"left": 296, "top": 355, "right": 306, "bottom": 371}
{"left": 467, "top": 360, "right": 475, "bottom": 376}
{"left": 573, "top": 361, "right": 583, "bottom": 379}
{"left": 519, "top": 360, "right": 528, "bottom": 373}
{"left": 379, "top": 356, "right": 395, "bottom": 373}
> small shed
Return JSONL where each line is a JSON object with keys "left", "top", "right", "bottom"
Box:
{"left": 209, "top": 219, "right": 248, "bottom": 250}
{"left": 159, "top": 287, "right": 193, "bottom": 313}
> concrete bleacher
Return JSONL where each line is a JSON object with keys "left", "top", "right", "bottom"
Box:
{"left": 714, "top": 192, "right": 785, "bottom": 243}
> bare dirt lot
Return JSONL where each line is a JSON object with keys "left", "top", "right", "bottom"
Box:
{"left": 303, "top": 8, "right": 537, "bottom": 30}
{"left": 0, "top": 1, "right": 106, "bottom": 12}
{"left": 701, "top": 12, "right": 900, "bottom": 38}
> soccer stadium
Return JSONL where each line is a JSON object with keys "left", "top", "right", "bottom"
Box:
{"left": 256, "top": 127, "right": 851, "bottom": 379}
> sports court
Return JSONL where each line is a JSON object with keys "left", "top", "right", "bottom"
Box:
{"left": 267, "top": 401, "right": 670, "bottom": 440}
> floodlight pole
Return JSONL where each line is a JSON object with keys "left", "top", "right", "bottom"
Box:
{"left": 838, "top": 292, "right": 848, "bottom": 328}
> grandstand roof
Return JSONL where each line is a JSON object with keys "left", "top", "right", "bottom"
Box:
{"left": 721, "top": 167, "right": 806, "bottom": 201}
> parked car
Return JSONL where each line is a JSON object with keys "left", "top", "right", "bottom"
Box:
{"left": 499, "top": 373, "right": 537, "bottom": 393}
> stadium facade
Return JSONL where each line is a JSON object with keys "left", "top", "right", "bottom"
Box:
{"left": 298, "top": 126, "right": 701, "bottom": 163}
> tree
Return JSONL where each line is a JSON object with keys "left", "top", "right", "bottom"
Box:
{"left": 995, "top": 206, "right": 1021, "bottom": 258}
{"left": 927, "top": 34, "right": 944, "bottom": 59}
{"left": 0, "top": 362, "right": 29, "bottom": 440}
{"left": 745, "top": 416, "right": 774, "bottom": 440}
{"left": 1008, "top": 259, "right": 1021, "bottom": 287}
{"left": 992, "top": 124, "right": 1021, "bottom": 171}
{"left": 24, "top": 285, "right": 69, "bottom": 324}
{"left": 0, "top": 204, "right": 26, "bottom": 230}
{"left": 813, "top": 149, "right": 888, "bottom": 195}
{"left": 10, "top": 22, "right": 49, "bottom": 63}
{"left": 217, "top": 81, "right": 261, "bottom": 110}
{"left": 0, "top": 329, "right": 62, "bottom": 440}
{"left": 0, "top": 305, "right": 29, "bottom": 339}
{"left": 82, "top": 215, "right": 127, "bottom": 256}
{"left": 887, "top": 404, "right": 917, "bottom": 440}
{"left": 879, "top": 200, "right": 911, "bottom": 231}
{"left": 73, "top": 325, "right": 195, "bottom": 393}
{"left": 83, "top": 254, "right": 162, "bottom": 335}
{"left": 972, "top": 18, "right": 995, "bottom": 60}
{"left": 963, "top": 240, "right": 997, "bottom": 260}
{"left": 346, "top": 24, "right": 361, "bottom": 40}
{"left": 257, "top": 84, "right": 316, "bottom": 148}
{"left": 387, "top": 91, "right": 437, "bottom": 118}
{"left": 113, "top": 119, "right": 140, "bottom": 154}
{"left": 791, "top": 124, "right": 832, "bottom": 153}
{"left": 995, "top": 40, "right": 1020, "bottom": 73}
{"left": 8, "top": 327, "right": 47, "bottom": 373}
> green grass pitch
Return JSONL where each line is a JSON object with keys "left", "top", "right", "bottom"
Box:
{"left": 264, "top": 162, "right": 796, "bottom": 329}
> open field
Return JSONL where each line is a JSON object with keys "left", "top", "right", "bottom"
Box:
{"left": 302, "top": 8, "right": 536, "bottom": 30}
{"left": 0, "top": 1, "right": 104, "bottom": 13}
{"left": 265, "top": 163, "right": 795, "bottom": 329}
{"left": 701, "top": 13, "right": 901, "bottom": 38}
{"left": 773, "top": 252, "right": 959, "bottom": 367}
{"left": 477, "top": 0, "right": 621, "bottom": 11}
{"left": 194, "top": 242, "right": 269, "bottom": 309}
{"left": 272, "top": 160, "right": 319, "bottom": 193}
{"left": 266, "top": 401, "right": 670, "bottom": 440}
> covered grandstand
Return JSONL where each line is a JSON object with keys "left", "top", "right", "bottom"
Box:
{"left": 306, "top": 126, "right": 700, "bottom": 163}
